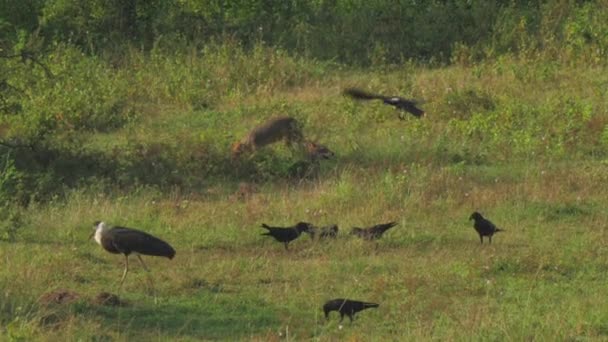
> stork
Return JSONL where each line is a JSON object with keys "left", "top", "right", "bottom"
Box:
{"left": 90, "top": 221, "right": 175, "bottom": 286}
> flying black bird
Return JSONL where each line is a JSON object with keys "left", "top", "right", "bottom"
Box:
{"left": 323, "top": 298, "right": 379, "bottom": 323}
{"left": 469, "top": 212, "right": 504, "bottom": 244}
{"left": 351, "top": 222, "right": 398, "bottom": 240}
{"left": 260, "top": 222, "right": 312, "bottom": 250}
{"left": 343, "top": 88, "right": 425, "bottom": 118}
{"left": 305, "top": 224, "right": 339, "bottom": 240}
{"left": 90, "top": 221, "right": 175, "bottom": 286}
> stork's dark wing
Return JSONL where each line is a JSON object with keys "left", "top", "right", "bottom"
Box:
{"left": 109, "top": 227, "right": 175, "bottom": 259}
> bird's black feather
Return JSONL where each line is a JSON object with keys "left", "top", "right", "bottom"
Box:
{"left": 351, "top": 221, "right": 397, "bottom": 240}
{"left": 260, "top": 222, "right": 311, "bottom": 250}
{"left": 343, "top": 88, "right": 385, "bottom": 100}
{"left": 469, "top": 212, "right": 504, "bottom": 244}
{"left": 102, "top": 227, "right": 175, "bottom": 259}
{"left": 343, "top": 88, "right": 425, "bottom": 118}
{"left": 323, "top": 298, "right": 379, "bottom": 322}
{"left": 305, "top": 224, "right": 339, "bottom": 240}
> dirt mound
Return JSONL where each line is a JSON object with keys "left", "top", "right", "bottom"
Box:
{"left": 92, "top": 292, "right": 128, "bottom": 307}
{"left": 38, "top": 289, "right": 81, "bottom": 306}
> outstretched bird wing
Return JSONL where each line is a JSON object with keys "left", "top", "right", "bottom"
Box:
{"left": 343, "top": 88, "right": 385, "bottom": 101}
{"left": 383, "top": 97, "right": 425, "bottom": 117}
{"left": 345, "top": 88, "right": 425, "bottom": 118}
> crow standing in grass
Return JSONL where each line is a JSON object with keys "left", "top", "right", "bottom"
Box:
{"left": 323, "top": 298, "right": 379, "bottom": 323}
{"left": 305, "top": 224, "right": 339, "bottom": 240}
{"left": 469, "top": 212, "right": 504, "bottom": 244}
{"left": 343, "top": 88, "right": 425, "bottom": 119}
{"left": 260, "top": 222, "right": 312, "bottom": 250}
{"left": 351, "top": 222, "right": 398, "bottom": 240}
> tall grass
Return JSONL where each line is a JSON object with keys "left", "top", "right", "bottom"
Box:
{"left": 1, "top": 40, "right": 608, "bottom": 339}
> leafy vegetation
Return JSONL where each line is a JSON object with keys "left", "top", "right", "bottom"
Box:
{"left": 1, "top": 0, "right": 608, "bottom": 340}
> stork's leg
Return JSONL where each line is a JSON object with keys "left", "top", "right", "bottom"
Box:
{"left": 136, "top": 254, "right": 150, "bottom": 272}
{"left": 136, "top": 254, "right": 157, "bottom": 301}
{"left": 119, "top": 255, "right": 129, "bottom": 287}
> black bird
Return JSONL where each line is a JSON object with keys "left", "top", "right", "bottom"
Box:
{"left": 351, "top": 222, "right": 397, "bottom": 240}
{"left": 323, "top": 298, "right": 379, "bottom": 323}
{"left": 343, "top": 88, "right": 425, "bottom": 118}
{"left": 90, "top": 221, "right": 175, "bottom": 285}
{"left": 469, "top": 212, "right": 504, "bottom": 244}
{"left": 305, "top": 224, "right": 339, "bottom": 240}
{"left": 260, "top": 222, "right": 312, "bottom": 250}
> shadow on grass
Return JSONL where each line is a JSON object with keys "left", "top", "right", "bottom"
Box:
{"left": 4, "top": 133, "right": 487, "bottom": 205}
{"left": 80, "top": 293, "right": 280, "bottom": 340}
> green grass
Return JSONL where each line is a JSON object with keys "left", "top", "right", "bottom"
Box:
{"left": 2, "top": 48, "right": 608, "bottom": 340}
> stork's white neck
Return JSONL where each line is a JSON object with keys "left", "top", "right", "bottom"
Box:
{"left": 94, "top": 222, "right": 109, "bottom": 245}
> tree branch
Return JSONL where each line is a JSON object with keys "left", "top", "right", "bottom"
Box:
{"left": 0, "top": 50, "right": 55, "bottom": 79}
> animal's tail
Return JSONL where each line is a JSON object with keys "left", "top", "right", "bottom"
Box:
{"left": 363, "top": 302, "right": 380, "bottom": 308}
{"left": 378, "top": 221, "right": 398, "bottom": 232}
{"left": 495, "top": 228, "right": 505, "bottom": 233}
{"left": 343, "top": 88, "right": 383, "bottom": 101}
{"left": 260, "top": 223, "right": 272, "bottom": 235}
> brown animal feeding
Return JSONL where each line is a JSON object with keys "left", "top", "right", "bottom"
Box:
{"left": 304, "top": 140, "right": 335, "bottom": 160}
{"left": 231, "top": 116, "right": 304, "bottom": 158}
{"left": 288, "top": 140, "right": 336, "bottom": 179}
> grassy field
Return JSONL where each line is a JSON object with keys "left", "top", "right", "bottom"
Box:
{"left": 1, "top": 49, "right": 608, "bottom": 341}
